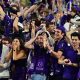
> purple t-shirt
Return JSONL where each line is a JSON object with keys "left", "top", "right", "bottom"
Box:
{"left": 63, "top": 46, "right": 79, "bottom": 80}
{"left": 27, "top": 43, "right": 50, "bottom": 75}
{"left": 1, "top": 15, "right": 13, "bottom": 37}
{"left": 51, "top": 38, "right": 68, "bottom": 75}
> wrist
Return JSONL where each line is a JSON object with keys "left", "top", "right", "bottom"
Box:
{"left": 47, "top": 45, "right": 51, "bottom": 49}
{"left": 49, "top": 49, "right": 53, "bottom": 53}
{"left": 71, "top": 63, "right": 73, "bottom": 66}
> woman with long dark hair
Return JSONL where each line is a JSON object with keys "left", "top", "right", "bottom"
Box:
{"left": 5, "top": 37, "right": 27, "bottom": 80}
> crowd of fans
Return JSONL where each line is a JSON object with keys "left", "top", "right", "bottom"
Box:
{"left": 0, "top": 0, "right": 80, "bottom": 80}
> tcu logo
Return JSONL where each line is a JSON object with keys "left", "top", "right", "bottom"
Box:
{"left": 37, "top": 61, "right": 43, "bottom": 67}
{"left": 29, "top": 63, "right": 34, "bottom": 69}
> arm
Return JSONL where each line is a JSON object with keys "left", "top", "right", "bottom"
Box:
{"left": 0, "top": 61, "right": 10, "bottom": 68}
{"left": 58, "top": 58, "right": 78, "bottom": 67}
{"left": 31, "top": 21, "right": 36, "bottom": 38}
{"left": 0, "top": 6, "right": 5, "bottom": 14}
{"left": 70, "top": 63, "right": 78, "bottom": 67}
{"left": 13, "top": 17, "right": 19, "bottom": 31}
{"left": 71, "top": 18, "right": 80, "bottom": 25}
{"left": 20, "top": 7, "right": 28, "bottom": 16}
{"left": 5, "top": 49, "right": 12, "bottom": 62}
{"left": 47, "top": 45, "right": 63, "bottom": 59}
{"left": 0, "top": 47, "right": 11, "bottom": 68}
{"left": 24, "top": 37, "right": 36, "bottom": 49}
{"left": 25, "top": 30, "right": 42, "bottom": 49}
{"left": 65, "top": 60, "right": 78, "bottom": 67}
{"left": 23, "top": 4, "right": 37, "bottom": 18}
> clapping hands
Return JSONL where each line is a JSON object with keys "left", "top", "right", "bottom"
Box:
{"left": 63, "top": 59, "right": 72, "bottom": 66}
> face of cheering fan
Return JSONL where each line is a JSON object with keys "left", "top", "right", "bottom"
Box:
{"left": 36, "top": 35, "right": 43, "bottom": 45}
{"left": 54, "top": 29, "right": 64, "bottom": 41}
{"left": 36, "top": 33, "right": 48, "bottom": 47}
{"left": 12, "top": 38, "right": 21, "bottom": 49}
{"left": 71, "top": 36, "right": 80, "bottom": 49}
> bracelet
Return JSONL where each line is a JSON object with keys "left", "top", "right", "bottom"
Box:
{"left": 49, "top": 49, "right": 53, "bottom": 53}
{"left": 71, "top": 63, "right": 73, "bottom": 66}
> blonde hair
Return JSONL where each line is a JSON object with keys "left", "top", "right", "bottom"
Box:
{"left": 0, "top": 6, "right": 5, "bottom": 15}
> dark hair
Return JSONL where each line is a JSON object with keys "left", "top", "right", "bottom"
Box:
{"left": 71, "top": 6, "right": 77, "bottom": 14}
{"left": 35, "top": 19, "right": 41, "bottom": 27}
{"left": 12, "top": 37, "right": 28, "bottom": 56}
{"left": 31, "top": 12, "right": 38, "bottom": 20}
{"left": 56, "top": 26, "right": 66, "bottom": 34}
{"left": 12, "top": 37, "right": 25, "bottom": 50}
{"left": 40, "top": 32, "right": 49, "bottom": 38}
{"left": 71, "top": 32, "right": 80, "bottom": 40}
{"left": 9, "top": 7, "right": 18, "bottom": 14}
{"left": 2, "top": 37, "right": 11, "bottom": 43}
{"left": 0, "top": 35, "right": 2, "bottom": 39}
{"left": 9, "top": 5, "right": 19, "bottom": 14}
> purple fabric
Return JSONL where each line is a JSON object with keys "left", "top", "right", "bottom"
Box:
{"left": 78, "top": 69, "right": 80, "bottom": 79}
{"left": 51, "top": 38, "right": 68, "bottom": 76}
{"left": 27, "top": 43, "right": 50, "bottom": 75}
{"left": 74, "top": 5, "right": 80, "bottom": 12}
{"left": 30, "top": 0, "right": 35, "bottom": 5}
{"left": 2, "top": 15, "right": 13, "bottom": 37}
{"left": 27, "top": 56, "right": 49, "bottom": 75}
{"left": 63, "top": 47, "right": 79, "bottom": 80}
{"left": 45, "top": 14, "right": 54, "bottom": 22}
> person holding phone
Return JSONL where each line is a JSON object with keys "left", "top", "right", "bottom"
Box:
{"left": 58, "top": 32, "right": 80, "bottom": 80}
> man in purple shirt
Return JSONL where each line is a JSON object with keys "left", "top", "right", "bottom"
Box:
{"left": 58, "top": 32, "right": 80, "bottom": 80}
{"left": 47, "top": 26, "right": 68, "bottom": 80}
{"left": 25, "top": 31, "right": 50, "bottom": 80}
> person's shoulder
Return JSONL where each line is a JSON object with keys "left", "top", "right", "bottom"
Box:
{"left": 3, "top": 44, "right": 9, "bottom": 50}
{"left": 59, "top": 39, "right": 68, "bottom": 47}
{"left": 67, "top": 44, "right": 73, "bottom": 50}
{"left": 5, "top": 15, "right": 12, "bottom": 21}
{"left": 60, "top": 38, "right": 67, "bottom": 44}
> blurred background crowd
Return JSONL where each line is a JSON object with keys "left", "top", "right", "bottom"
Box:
{"left": 0, "top": 0, "right": 80, "bottom": 80}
